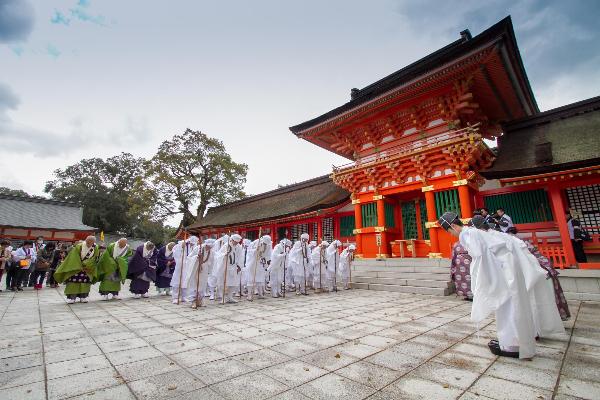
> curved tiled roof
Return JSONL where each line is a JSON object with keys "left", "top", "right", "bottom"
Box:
{"left": 188, "top": 175, "right": 350, "bottom": 229}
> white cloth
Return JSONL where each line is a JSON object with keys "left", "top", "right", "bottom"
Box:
{"left": 245, "top": 238, "right": 272, "bottom": 286}
{"left": 213, "top": 236, "right": 244, "bottom": 289}
{"left": 183, "top": 242, "right": 214, "bottom": 301}
{"left": 289, "top": 240, "right": 311, "bottom": 280}
{"left": 460, "top": 227, "right": 536, "bottom": 359}
{"left": 311, "top": 245, "right": 326, "bottom": 288}
{"left": 338, "top": 248, "right": 353, "bottom": 279}
{"left": 170, "top": 240, "right": 192, "bottom": 288}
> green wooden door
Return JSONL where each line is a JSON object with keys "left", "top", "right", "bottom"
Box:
{"left": 401, "top": 202, "right": 418, "bottom": 239}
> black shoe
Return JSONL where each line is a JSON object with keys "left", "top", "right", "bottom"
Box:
{"left": 10, "top": 287, "right": 16, "bottom": 292}
{"left": 488, "top": 340, "right": 519, "bottom": 358}
{"left": 17, "top": 287, "right": 23, "bottom": 291}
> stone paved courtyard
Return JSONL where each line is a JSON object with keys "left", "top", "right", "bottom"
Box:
{"left": 1, "top": 287, "right": 599, "bottom": 400}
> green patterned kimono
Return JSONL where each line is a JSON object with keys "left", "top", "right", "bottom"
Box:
{"left": 96, "top": 242, "right": 132, "bottom": 294}
{"left": 54, "top": 243, "right": 99, "bottom": 297}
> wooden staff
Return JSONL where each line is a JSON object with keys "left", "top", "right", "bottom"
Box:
{"left": 346, "top": 240, "right": 352, "bottom": 289}
{"left": 192, "top": 239, "right": 206, "bottom": 309}
{"left": 176, "top": 231, "right": 188, "bottom": 305}
{"left": 240, "top": 244, "right": 246, "bottom": 298}
{"left": 221, "top": 239, "right": 232, "bottom": 305}
{"left": 249, "top": 228, "right": 263, "bottom": 301}
{"left": 302, "top": 240, "right": 308, "bottom": 295}
{"left": 334, "top": 241, "right": 338, "bottom": 293}
{"left": 282, "top": 241, "right": 288, "bottom": 299}
{"left": 316, "top": 239, "right": 322, "bottom": 293}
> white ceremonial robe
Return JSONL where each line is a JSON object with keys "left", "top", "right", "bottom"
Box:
{"left": 489, "top": 231, "right": 565, "bottom": 337}
{"left": 183, "top": 244, "right": 214, "bottom": 303}
{"left": 289, "top": 241, "right": 311, "bottom": 290}
{"left": 326, "top": 243, "right": 340, "bottom": 291}
{"left": 311, "top": 247, "right": 326, "bottom": 289}
{"left": 170, "top": 241, "right": 193, "bottom": 301}
{"left": 213, "top": 238, "right": 244, "bottom": 294}
{"left": 460, "top": 227, "right": 537, "bottom": 359}
{"left": 245, "top": 239, "right": 272, "bottom": 287}
{"left": 267, "top": 243, "right": 287, "bottom": 297}
{"left": 338, "top": 248, "right": 352, "bottom": 288}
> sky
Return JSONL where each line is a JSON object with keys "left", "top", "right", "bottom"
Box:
{"left": 1, "top": 0, "right": 599, "bottom": 217}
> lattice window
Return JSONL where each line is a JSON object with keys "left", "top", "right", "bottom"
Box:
{"left": 484, "top": 189, "right": 553, "bottom": 224}
{"left": 277, "top": 227, "right": 287, "bottom": 242}
{"left": 402, "top": 202, "right": 417, "bottom": 239}
{"left": 245, "top": 230, "right": 258, "bottom": 241}
{"left": 384, "top": 202, "right": 396, "bottom": 228}
{"left": 322, "top": 217, "right": 334, "bottom": 242}
{"left": 420, "top": 199, "right": 430, "bottom": 240}
{"left": 435, "top": 189, "right": 461, "bottom": 218}
{"left": 312, "top": 222, "right": 318, "bottom": 242}
{"left": 567, "top": 184, "right": 600, "bottom": 234}
{"left": 361, "top": 203, "right": 378, "bottom": 227}
{"left": 340, "top": 215, "right": 355, "bottom": 237}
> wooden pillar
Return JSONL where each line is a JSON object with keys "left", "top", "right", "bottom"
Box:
{"left": 353, "top": 201, "right": 363, "bottom": 255}
{"left": 317, "top": 218, "right": 323, "bottom": 242}
{"left": 457, "top": 184, "right": 473, "bottom": 217}
{"left": 415, "top": 199, "right": 423, "bottom": 240}
{"left": 376, "top": 197, "right": 388, "bottom": 257}
{"left": 424, "top": 190, "right": 441, "bottom": 255}
{"left": 548, "top": 186, "right": 577, "bottom": 267}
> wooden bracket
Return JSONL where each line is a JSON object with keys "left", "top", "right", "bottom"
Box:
{"left": 421, "top": 185, "right": 435, "bottom": 192}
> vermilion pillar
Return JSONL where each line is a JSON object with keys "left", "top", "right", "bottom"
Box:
{"left": 376, "top": 198, "right": 388, "bottom": 257}
{"left": 458, "top": 184, "right": 473, "bottom": 217}
{"left": 424, "top": 190, "right": 441, "bottom": 254}
{"left": 353, "top": 201, "right": 363, "bottom": 256}
{"left": 317, "top": 217, "right": 323, "bottom": 243}
{"left": 548, "top": 186, "right": 577, "bottom": 267}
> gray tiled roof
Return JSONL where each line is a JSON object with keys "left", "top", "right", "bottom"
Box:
{"left": 0, "top": 195, "right": 96, "bottom": 231}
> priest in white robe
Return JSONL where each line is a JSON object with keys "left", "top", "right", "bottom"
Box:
{"left": 183, "top": 239, "right": 216, "bottom": 307}
{"left": 325, "top": 240, "right": 342, "bottom": 292}
{"left": 311, "top": 240, "right": 328, "bottom": 292}
{"left": 439, "top": 212, "right": 536, "bottom": 359}
{"left": 290, "top": 233, "right": 312, "bottom": 295}
{"left": 213, "top": 234, "right": 244, "bottom": 304}
{"left": 338, "top": 244, "right": 355, "bottom": 290}
{"left": 268, "top": 239, "right": 291, "bottom": 298}
{"left": 245, "top": 235, "right": 272, "bottom": 300}
{"left": 170, "top": 236, "right": 199, "bottom": 304}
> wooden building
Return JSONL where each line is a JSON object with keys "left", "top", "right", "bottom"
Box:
{"left": 188, "top": 16, "right": 599, "bottom": 268}
{"left": 0, "top": 195, "right": 96, "bottom": 242}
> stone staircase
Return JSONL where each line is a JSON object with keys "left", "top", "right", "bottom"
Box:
{"left": 351, "top": 258, "right": 454, "bottom": 296}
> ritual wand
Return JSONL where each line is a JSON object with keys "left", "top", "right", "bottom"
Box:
{"left": 176, "top": 231, "right": 188, "bottom": 305}
{"left": 192, "top": 238, "right": 206, "bottom": 309}
{"left": 249, "top": 228, "right": 263, "bottom": 301}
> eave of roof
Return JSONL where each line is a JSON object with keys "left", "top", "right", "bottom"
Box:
{"left": 289, "top": 16, "right": 537, "bottom": 135}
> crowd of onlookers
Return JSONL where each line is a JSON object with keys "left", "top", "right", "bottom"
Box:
{"left": 0, "top": 237, "right": 69, "bottom": 292}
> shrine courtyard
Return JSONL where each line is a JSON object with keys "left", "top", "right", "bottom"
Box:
{"left": 1, "top": 288, "right": 599, "bottom": 400}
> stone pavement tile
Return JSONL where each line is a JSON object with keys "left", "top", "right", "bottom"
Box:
{"left": 115, "top": 355, "right": 180, "bottom": 382}
{"left": 212, "top": 371, "right": 290, "bottom": 400}
{"left": 296, "top": 373, "right": 376, "bottom": 400}
{"left": 228, "top": 326, "right": 264, "bottom": 339}
{"left": 299, "top": 348, "right": 359, "bottom": 372}
{"left": 272, "top": 340, "right": 318, "bottom": 358}
{"left": 97, "top": 337, "right": 149, "bottom": 353}
{"left": 569, "top": 342, "right": 600, "bottom": 357}
{"left": 179, "top": 326, "right": 214, "bottom": 338}
{"left": 0, "top": 365, "right": 44, "bottom": 390}
{"left": 334, "top": 360, "right": 401, "bottom": 390}
{"left": 172, "top": 387, "right": 223, "bottom": 400}
{"left": 486, "top": 361, "right": 558, "bottom": 391}
{"left": 189, "top": 358, "right": 254, "bottom": 385}
{"left": 452, "top": 342, "right": 497, "bottom": 360}
{"left": 43, "top": 337, "right": 95, "bottom": 352}
{"left": 128, "top": 369, "right": 205, "bottom": 400}
{"left": 247, "top": 333, "right": 294, "bottom": 348}
{"left": 562, "top": 350, "right": 600, "bottom": 382}
{"left": 212, "top": 340, "right": 263, "bottom": 356}
{"left": 0, "top": 381, "right": 45, "bottom": 400}
{"left": 553, "top": 394, "right": 582, "bottom": 400}
{"left": 153, "top": 338, "right": 205, "bottom": 355}
{"left": 69, "top": 384, "right": 136, "bottom": 400}
{"left": 44, "top": 344, "right": 102, "bottom": 364}
{"left": 263, "top": 323, "right": 297, "bottom": 333}
{"left": 92, "top": 331, "right": 135, "bottom": 344}
{"left": 0, "top": 353, "right": 43, "bottom": 373}
{"left": 494, "top": 354, "right": 562, "bottom": 372}
{"left": 47, "top": 367, "right": 121, "bottom": 400}
{"left": 375, "top": 327, "right": 419, "bottom": 341}
{"left": 47, "top": 354, "right": 112, "bottom": 379}
{"left": 278, "top": 327, "right": 318, "bottom": 340}
{"left": 354, "top": 334, "right": 397, "bottom": 349}
{"left": 234, "top": 348, "right": 292, "bottom": 370}
{"left": 264, "top": 360, "right": 328, "bottom": 388}
{"left": 144, "top": 331, "right": 188, "bottom": 345}
{"left": 388, "top": 341, "right": 441, "bottom": 358}
{"left": 0, "top": 342, "right": 43, "bottom": 359}
{"left": 470, "top": 376, "right": 552, "bottom": 400}
{"left": 457, "top": 391, "right": 496, "bottom": 400}
{"left": 194, "top": 332, "right": 240, "bottom": 347}
{"left": 322, "top": 319, "right": 355, "bottom": 329}
{"left": 332, "top": 342, "right": 380, "bottom": 359}
{"left": 104, "top": 345, "right": 163, "bottom": 365}
{"left": 557, "top": 376, "right": 600, "bottom": 400}
{"left": 365, "top": 348, "right": 422, "bottom": 373}
{"left": 268, "top": 389, "right": 311, "bottom": 399}
{"left": 0, "top": 335, "right": 41, "bottom": 350}
{"left": 170, "top": 347, "right": 228, "bottom": 368}
{"left": 135, "top": 326, "right": 176, "bottom": 337}
{"left": 409, "top": 361, "right": 480, "bottom": 390}
{"left": 377, "top": 376, "right": 463, "bottom": 400}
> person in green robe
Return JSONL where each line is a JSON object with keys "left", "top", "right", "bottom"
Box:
{"left": 54, "top": 236, "right": 99, "bottom": 304}
{"left": 96, "top": 238, "right": 132, "bottom": 301}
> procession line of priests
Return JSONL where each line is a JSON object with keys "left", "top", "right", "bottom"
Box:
{"left": 439, "top": 211, "right": 565, "bottom": 360}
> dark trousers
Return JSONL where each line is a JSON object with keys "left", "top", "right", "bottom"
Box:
{"left": 47, "top": 269, "right": 57, "bottom": 286}
{"left": 5, "top": 265, "right": 16, "bottom": 289}
{"left": 34, "top": 271, "right": 47, "bottom": 285}
{"left": 572, "top": 240, "right": 588, "bottom": 263}
{"left": 12, "top": 268, "right": 28, "bottom": 289}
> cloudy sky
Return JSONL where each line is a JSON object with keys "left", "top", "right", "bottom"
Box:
{"left": 1, "top": 1, "right": 599, "bottom": 203}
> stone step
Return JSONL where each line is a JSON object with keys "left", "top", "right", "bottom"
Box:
{"left": 351, "top": 282, "right": 451, "bottom": 296}
{"left": 353, "top": 258, "right": 450, "bottom": 268}
{"left": 352, "top": 265, "right": 450, "bottom": 274}
{"left": 352, "top": 271, "right": 451, "bottom": 281}
{"left": 352, "top": 276, "right": 452, "bottom": 288}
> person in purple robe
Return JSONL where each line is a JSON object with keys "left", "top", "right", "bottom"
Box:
{"left": 156, "top": 242, "right": 176, "bottom": 296}
{"left": 507, "top": 227, "right": 571, "bottom": 320}
{"left": 128, "top": 241, "right": 158, "bottom": 298}
{"left": 450, "top": 241, "right": 473, "bottom": 301}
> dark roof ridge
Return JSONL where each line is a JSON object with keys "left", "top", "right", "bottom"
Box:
{"left": 289, "top": 16, "right": 532, "bottom": 134}
{"left": 502, "top": 95, "right": 600, "bottom": 131}
{"left": 0, "top": 194, "right": 81, "bottom": 208}
{"left": 206, "top": 174, "right": 333, "bottom": 212}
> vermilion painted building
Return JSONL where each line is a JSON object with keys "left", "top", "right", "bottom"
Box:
{"left": 189, "top": 16, "right": 599, "bottom": 269}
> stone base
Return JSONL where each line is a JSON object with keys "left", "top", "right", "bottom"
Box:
{"left": 558, "top": 269, "right": 600, "bottom": 302}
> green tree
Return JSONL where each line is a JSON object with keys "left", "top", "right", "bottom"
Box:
{"left": 145, "top": 129, "right": 248, "bottom": 226}
{"left": 0, "top": 187, "right": 32, "bottom": 197}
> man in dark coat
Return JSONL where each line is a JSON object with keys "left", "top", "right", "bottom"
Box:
{"left": 128, "top": 241, "right": 158, "bottom": 298}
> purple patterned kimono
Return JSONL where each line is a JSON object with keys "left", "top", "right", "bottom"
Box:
{"left": 127, "top": 245, "right": 158, "bottom": 295}
{"left": 450, "top": 241, "right": 472, "bottom": 300}
{"left": 526, "top": 241, "right": 571, "bottom": 320}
